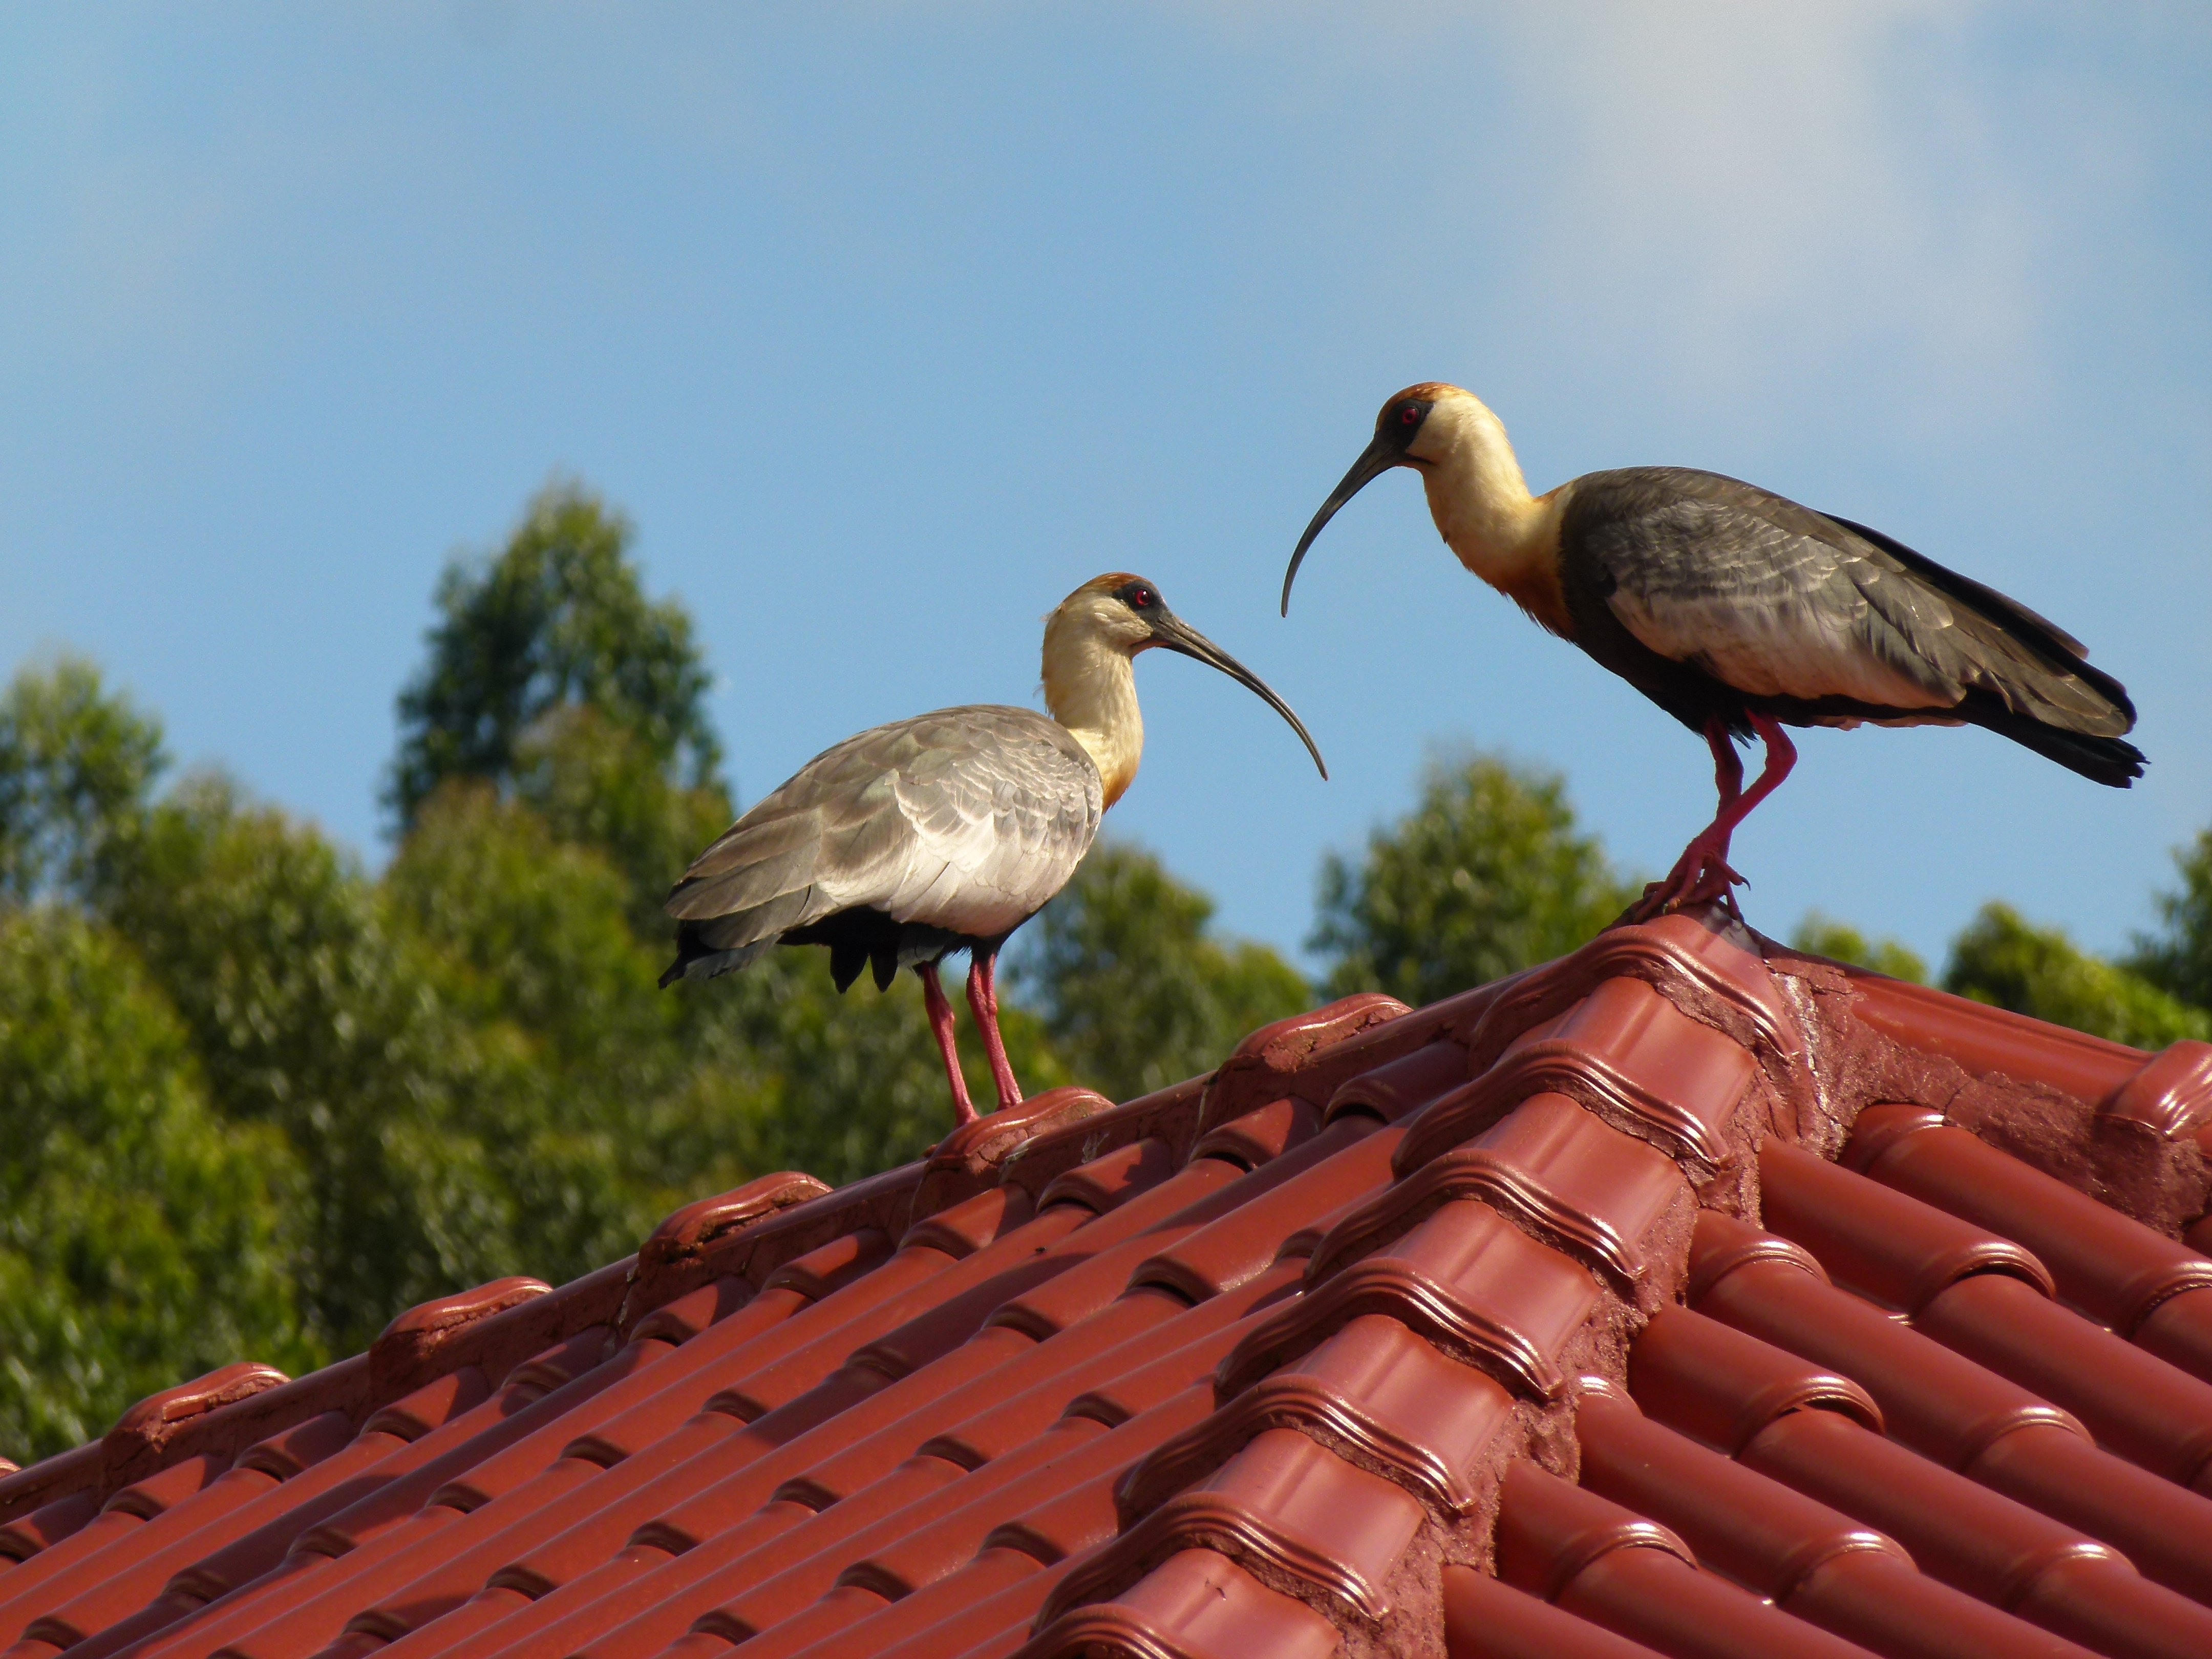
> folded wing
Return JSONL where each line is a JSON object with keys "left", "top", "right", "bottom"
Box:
{"left": 1566, "top": 467, "right": 2134, "bottom": 739}
{"left": 665, "top": 704, "right": 1104, "bottom": 960}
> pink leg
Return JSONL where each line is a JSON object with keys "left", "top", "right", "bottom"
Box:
{"left": 917, "top": 963, "right": 978, "bottom": 1127}
{"left": 966, "top": 951, "right": 1024, "bottom": 1114}
{"left": 1706, "top": 715, "right": 1744, "bottom": 810}
{"left": 1634, "top": 713, "right": 1797, "bottom": 920}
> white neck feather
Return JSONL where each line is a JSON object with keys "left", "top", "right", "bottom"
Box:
{"left": 1041, "top": 620, "right": 1142, "bottom": 809}
{"left": 1416, "top": 395, "right": 1555, "bottom": 585}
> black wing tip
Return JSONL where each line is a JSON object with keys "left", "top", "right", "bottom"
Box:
{"left": 2046, "top": 728, "right": 2145, "bottom": 788}
{"left": 658, "top": 924, "right": 702, "bottom": 987}
{"left": 660, "top": 925, "right": 764, "bottom": 987}
{"left": 1968, "top": 698, "right": 2149, "bottom": 787}
{"left": 2098, "top": 736, "right": 2149, "bottom": 788}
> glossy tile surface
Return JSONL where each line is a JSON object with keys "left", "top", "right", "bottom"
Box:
{"left": 7, "top": 909, "right": 2212, "bottom": 1659}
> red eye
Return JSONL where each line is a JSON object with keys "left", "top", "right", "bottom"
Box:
{"left": 1399, "top": 405, "right": 1420, "bottom": 425}
{"left": 1133, "top": 589, "right": 1153, "bottom": 608}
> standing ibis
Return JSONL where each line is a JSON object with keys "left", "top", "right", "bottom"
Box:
{"left": 661, "top": 574, "right": 1326, "bottom": 1125}
{"left": 1282, "top": 382, "right": 2143, "bottom": 918}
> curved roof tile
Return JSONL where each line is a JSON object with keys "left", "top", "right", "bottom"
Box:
{"left": 6, "top": 904, "right": 2212, "bottom": 1659}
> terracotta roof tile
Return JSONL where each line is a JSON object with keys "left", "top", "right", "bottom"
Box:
{"left": 9, "top": 905, "right": 2212, "bottom": 1659}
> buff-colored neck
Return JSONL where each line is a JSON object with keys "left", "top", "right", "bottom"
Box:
{"left": 1416, "top": 394, "right": 1562, "bottom": 590}
{"left": 1041, "top": 619, "right": 1143, "bottom": 808}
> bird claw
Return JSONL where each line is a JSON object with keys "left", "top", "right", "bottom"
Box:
{"left": 1625, "top": 840, "right": 1748, "bottom": 924}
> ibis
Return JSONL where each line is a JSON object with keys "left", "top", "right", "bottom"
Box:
{"left": 1283, "top": 383, "right": 2143, "bottom": 918}
{"left": 662, "top": 574, "right": 1326, "bottom": 1126}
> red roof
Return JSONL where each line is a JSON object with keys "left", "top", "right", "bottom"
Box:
{"left": 5, "top": 907, "right": 2212, "bottom": 1659}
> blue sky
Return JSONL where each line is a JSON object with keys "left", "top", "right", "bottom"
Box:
{"left": 3, "top": 5, "right": 2206, "bottom": 972}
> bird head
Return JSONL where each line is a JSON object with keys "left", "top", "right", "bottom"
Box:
{"left": 1281, "top": 382, "right": 1494, "bottom": 613}
{"left": 1043, "top": 574, "right": 1327, "bottom": 780}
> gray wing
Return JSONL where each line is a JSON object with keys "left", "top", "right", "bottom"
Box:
{"left": 665, "top": 705, "right": 1104, "bottom": 950}
{"left": 1564, "top": 468, "right": 2130, "bottom": 733}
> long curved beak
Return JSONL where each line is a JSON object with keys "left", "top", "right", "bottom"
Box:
{"left": 1281, "top": 433, "right": 1403, "bottom": 616}
{"left": 1146, "top": 611, "right": 1328, "bottom": 780}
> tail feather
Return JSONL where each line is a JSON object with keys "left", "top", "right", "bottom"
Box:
{"left": 658, "top": 929, "right": 774, "bottom": 988}
{"left": 1963, "top": 693, "right": 2146, "bottom": 787}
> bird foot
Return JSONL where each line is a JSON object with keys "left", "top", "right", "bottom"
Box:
{"left": 1626, "top": 836, "right": 1748, "bottom": 924}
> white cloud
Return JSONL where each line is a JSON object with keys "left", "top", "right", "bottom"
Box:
{"left": 1486, "top": 3, "right": 2055, "bottom": 435}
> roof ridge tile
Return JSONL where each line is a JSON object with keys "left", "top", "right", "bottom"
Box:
{"left": 1016, "top": 1546, "right": 1340, "bottom": 1659}
{"left": 1817, "top": 967, "right": 2210, "bottom": 1227}
{"left": 1046, "top": 1428, "right": 1426, "bottom": 1628}
{"left": 1223, "top": 1200, "right": 1598, "bottom": 1405}
{"left": 371, "top": 1282, "right": 549, "bottom": 1394}
{"left": 616, "top": 1174, "right": 832, "bottom": 1335}
{"left": 98, "top": 1370, "right": 286, "bottom": 1496}
{"left": 1193, "top": 993, "right": 1420, "bottom": 1140}
{"left": 992, "top": 1078, "right": 1211, "bottom": 1204}
{"left": 908, "top": 1087, "right": 1118, "bottom": 1220}
{"left": 1118, "top": 1312, "right": 1514, "bottom": 1523}
{"left": 1316, "top": 1094, "right": 1690, "bottom": 1306}
{"left": 1466, "top": 908, "right": 1797, "bottom": 1072}
{"left": 1401, "top": 977, "right": 1762, "bottom": 1177}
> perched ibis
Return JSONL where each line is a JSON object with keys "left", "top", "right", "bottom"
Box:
{"left": 1283, "top": 382, "right": 2143, "bottom": 917}
{"left": 662, "top": 574, "right": 1326, "bottom": 1125}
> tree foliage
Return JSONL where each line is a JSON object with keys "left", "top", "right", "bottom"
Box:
{"left": 89, "top": 772, "right": 504, "bottom": 1350}
{"left": 1790, "top": 912, "right": 1928, "bottom": 984}
{"left": 387, "top": 480, "right": 720, "bottom": 828}
{"left": 1943, "top": 901, "right": 2210, "bottom": 1050}
{"left": 0, "top": 658, "right": 165, "bottom": 905}
{"left": 0, "top": 905, "right": 311, "bottom": 1460}
{"left": 2129, "top": 829, "right": 2212, "bottom": 1015}
{"left": 1010, "top": 841, "right": 1309, "bottom": 1103}
{"left": 1311, "top": 751, "right": 1637, "bottom": 1007}
{"left": 509, "top": 705, "right": 734, "bottom": 941}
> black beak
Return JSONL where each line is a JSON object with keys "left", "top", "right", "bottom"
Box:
{"left": 1281, "top": 433, "right": 1405, "bottom": 616}
{"left": 1146, "top": 610, "right": 1328, "bottom": 780}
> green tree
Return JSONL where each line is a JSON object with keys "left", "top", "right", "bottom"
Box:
{"left": 0, "top": 657, "right": 165, "bottom": 905}
{"left": 1790, "top": 911, "right": 1929, "bottom": 983}
{"left": 1009, "top": 841, "right": 1310, "bottom": 1103}
{"left": 387, "top": 480, "right": 720, "bottom": 832}
{"left": 1311, "top": 751, "right": 1637, "bottom": 1007}
{"left": 1944, "top": 901, "right": 2210, "bottom": 1049}
{"left": 2129, "top": 828, "right": 2212, "bottom": 1017}
{"left": 90, "top": 772, "right": 506, "bottom": 1351}
{"left": 510, "top": 705, "right": 733, "bottom": 941}
{"left": 0, "top": 906, "right": 312, "bottom": 1462}
{"left": 383, "top": 779, "right": 704, "bottom": 1279}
